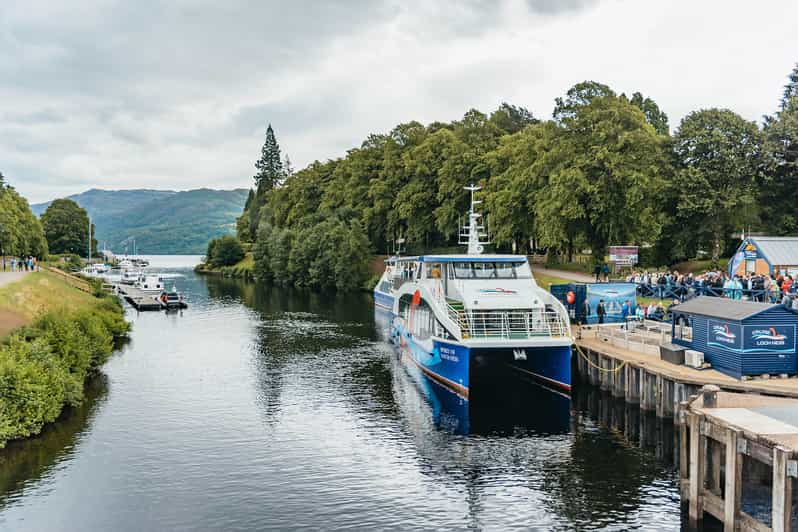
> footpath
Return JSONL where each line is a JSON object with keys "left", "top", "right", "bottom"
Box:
{"left": 531, "top": 266, "right": 594, "bottom": 283}
{"left": 0, "top": 271, "right": 28, "bottom": 288}
{"left": 0, "top": 271, "right": 29, "bottom": 336}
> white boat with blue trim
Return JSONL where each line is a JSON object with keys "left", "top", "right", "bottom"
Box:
{"left": 374, "top": 185, "right": 574, "bottom": 399}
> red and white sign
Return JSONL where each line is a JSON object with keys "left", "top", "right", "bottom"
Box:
{"left": 609, "top": 246, "right": 639, "bottom": 265}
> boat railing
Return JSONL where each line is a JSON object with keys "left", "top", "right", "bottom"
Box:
{"left": 450, "top": 308, "right": 570, "bottom": 340}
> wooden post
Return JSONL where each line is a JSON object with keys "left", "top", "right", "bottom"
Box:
{"left": 710, "top": 438, "right": 722, "bottom": 495}
{"left": 679, "top": 402, "right": 690, "bottom": 484}
{"left": 640, "top": 370, "right": 648, "bottom": 410}
{"left": 656, "top": 374, "right": 664, "bottom": 418}
{"left": 689, "top": 412, "right": 705, "bottom": 527}
{"left": 702, "top": 384, "right": 720, "bottom": 408}
{"left": 772, "top": 445, "right": 794, "bottom": 532}
{"left": 723, "top": 428, "right": 741, "bottom": 532}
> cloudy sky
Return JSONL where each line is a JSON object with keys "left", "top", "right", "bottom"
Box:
{"left": 2, "top": 0, "right": 797, "bottom": 203}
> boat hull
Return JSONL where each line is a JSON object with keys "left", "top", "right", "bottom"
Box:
{"left": 373, "top": 289, "right": 395, "bottom": 311}
{"left": 391, "top": 318, "right": 572, "bottom": 399}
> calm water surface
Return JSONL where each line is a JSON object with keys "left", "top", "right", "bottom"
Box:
{"left": 0, "top": 256, "right": 684, "bottom": 530}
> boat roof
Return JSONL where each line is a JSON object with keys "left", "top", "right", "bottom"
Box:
{"left": 386, "top": 254, "right": 528, "bottom": 264}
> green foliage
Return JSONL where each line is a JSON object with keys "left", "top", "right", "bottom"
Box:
{"left": 672, "top": 109, "right": 763, "bottom": 261}
{"left": 761, "top": 97, "right": 798, "bottom": 233}
{"left": 253, "top": 217, "right": 370, "bottom": 291}
{"left": 231, "top": 63, "right": 798, "bottom": 283}
{"left": 0, "top": 178, "right": 48, "bottom": 258}
{"left": 41, "top": 199, "right": 95, "bottom": 257}
{"left": 206, "top": 235, "right": 245, "bottom": 267}
{"left": 0, "top": 297, "right": 128, "bottom": 447}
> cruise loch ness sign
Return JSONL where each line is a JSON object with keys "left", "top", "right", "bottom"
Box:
{"left": 743, "top": 325, "right": 796, "bottom": 354}
{"left": 708, "top": 320, "right": 796, "bottom": 354}
{"left": 708, "top": 320, "right": 741, "bottom": 352}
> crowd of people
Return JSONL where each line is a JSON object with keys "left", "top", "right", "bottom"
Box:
{"left": 4, "top": 256, "right": 39, "bottom": 272}
{"left": 626, "top": 269, "right": 798, "bottom": 305}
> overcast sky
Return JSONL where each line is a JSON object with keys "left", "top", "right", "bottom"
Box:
{"left": 2, "top": 0, "right": 797, "bottom": 203}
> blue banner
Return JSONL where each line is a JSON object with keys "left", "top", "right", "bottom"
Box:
{"left": 707, "top": 320, "right": 742, "bottom": 352}
{"left": 583, "top": 283, "right": 636, "bottom": 324}
{"left": 743, "top": 325, "right": 796, "bottom": 354}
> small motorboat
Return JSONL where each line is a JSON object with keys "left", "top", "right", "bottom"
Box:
{"left": 155, "top": 287, "right": 187, "bottom": 309}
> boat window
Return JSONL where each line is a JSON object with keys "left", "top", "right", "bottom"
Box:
{"left": 472, "top": 263, "right": 495, "bottom": 279}
{"left": 452, "top": 261, "right": 531, "bottom": 279}
{"left": 426, "top": 263, "right": 443, "bottom": 279}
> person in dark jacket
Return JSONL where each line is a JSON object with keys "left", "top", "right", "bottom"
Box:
{"left": 597, "top": 299, "right": 606, "bottom": 324}
{"left": 593, "top": 264, "right": 601, "bottom": 282}
{"left": 583, "top": 299, "right": 591, "bottom": 324}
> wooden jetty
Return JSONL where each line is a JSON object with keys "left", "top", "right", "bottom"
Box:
{"left": 115, "top": 284, "right": 166, "bottom": 311}
{"left": 574, "top": 323, "right": 798, "bottom": 530}
{"left": 681, "top": 386, "right": 797, "bottom": 531}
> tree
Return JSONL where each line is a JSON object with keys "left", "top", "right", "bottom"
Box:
{"left": 761, "top": 97, "right": 798, "bottom": 233}
{"left": 537, "top": 89, "right": 670, "bottom": 258}
{"left": 672, "top": 109, "right": 763, "bottom": 261}
{"left": 41, "top": 199, "right": 95, "bottom": 257}
{"left": 254, "top": 124, "right": 284, "bottom": 194}
{"left": 489, "top": 103, "right": 538, "bottom": 134}
{"left": 553, "top": 80, "right": 614, "bottom": 122}
{"left": 628, "top": 92, "right": 670, "bottom": 135}
{"left": 207, "top": 235, "right": 244, "bottom": 267}
{"left": 0, "top": 180, "right": 48, "bottom": 259}
{"left": 782, "top": 63, "right": 798, "bottom": 110}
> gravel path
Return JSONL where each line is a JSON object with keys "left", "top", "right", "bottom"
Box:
{"left": 0, "top": 271, "right": 29, "bottom": 288}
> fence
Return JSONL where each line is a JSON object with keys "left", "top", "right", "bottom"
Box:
{"left": 634, "top": 282, "right": 787, "bottom": 304}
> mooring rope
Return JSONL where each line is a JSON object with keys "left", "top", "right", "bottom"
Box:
{"left": 574, "top": 337, "right": 627, "bottom": 373}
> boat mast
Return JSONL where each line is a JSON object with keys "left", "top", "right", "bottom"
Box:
{"left": 460, "top": 184, "right": 490, "bottom": 255}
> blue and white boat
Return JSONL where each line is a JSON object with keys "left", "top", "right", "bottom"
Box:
{"left": 374, "top": 185, "right": 573, "bottom": 399}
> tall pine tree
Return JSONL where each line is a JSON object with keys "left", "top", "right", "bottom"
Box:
{"left": 246, "top": 124, "right": 284, "bottom": 240}
{"left": 254, "top": 124, "right": 283, "bottom": 194}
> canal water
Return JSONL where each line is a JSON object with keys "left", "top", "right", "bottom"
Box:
{"left": 0, "top": 257, "right": 684, "bottom": 530}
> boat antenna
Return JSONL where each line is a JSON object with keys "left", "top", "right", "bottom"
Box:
{"left": 460, "top": 184, "right": 490, "bottom": 254}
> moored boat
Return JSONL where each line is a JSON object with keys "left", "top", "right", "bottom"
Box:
{"left": 375, "top": 185, "right": 574, "bottom": 399}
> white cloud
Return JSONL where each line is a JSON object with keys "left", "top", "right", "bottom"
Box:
{"left": 1, "top": 0, "right": 796, "bottom": 203}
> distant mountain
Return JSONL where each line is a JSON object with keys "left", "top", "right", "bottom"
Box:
{"left": 32, "top": 188, "right": 249, "bottom": 254}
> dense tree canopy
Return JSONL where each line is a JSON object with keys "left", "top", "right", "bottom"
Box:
{"left": 220, "top": 64, "right": 798, "bottom": 290}
{"left": 672, "top": 109, "right": 763, "bottom": 261}
{"left": 41, "top": 199, "right": 95, "bottom": 257}
{"left": 0, "top": 176, "right": 48, "bottom": 258}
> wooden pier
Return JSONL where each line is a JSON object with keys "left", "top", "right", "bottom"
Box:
{"left": 680, "top": 386, "right": 797, "bottom": 531}
{"left": 115, "top": 285, "right": 167, "bottom": 311}
{"left": 574, "top": 323, "right": 798, "bottom": 530}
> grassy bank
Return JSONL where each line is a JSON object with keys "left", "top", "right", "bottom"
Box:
{"left": 195, "top": 253, "right": 254, "bottom": 280}
{"left": 0, "top": 270, "right": 130, "bottom": 448}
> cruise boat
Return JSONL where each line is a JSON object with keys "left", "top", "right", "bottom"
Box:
{"left": 374, "top": 185, "right": 573, "bottom": 399}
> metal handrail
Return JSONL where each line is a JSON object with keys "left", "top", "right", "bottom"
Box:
{"left": 450, "top": 308, "right": 569, "bottom": 340}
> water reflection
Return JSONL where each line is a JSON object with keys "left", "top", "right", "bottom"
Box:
{"left": 0, "top": 375, "right": 109, "bottom": 510}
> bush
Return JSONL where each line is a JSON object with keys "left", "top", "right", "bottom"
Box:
{"left": 206, "top": 235, "right": 245, "bottom": 267}
{"left": 0, "top": 300, "right": 129, "bottom": 448}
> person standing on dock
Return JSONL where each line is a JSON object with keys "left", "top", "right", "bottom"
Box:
{"left": 597, "top": 299, "right": 606, "bottom": 324}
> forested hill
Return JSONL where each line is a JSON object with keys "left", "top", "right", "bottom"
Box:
{"left": 32, "top": 188, "right": 248, "bottom": 254}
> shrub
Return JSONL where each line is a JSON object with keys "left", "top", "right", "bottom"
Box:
{"left": 207, "top": 235, "right": 245, "bottom": 267}
{"left": 0, "top": 300, "right": 129, "bottom": 448}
